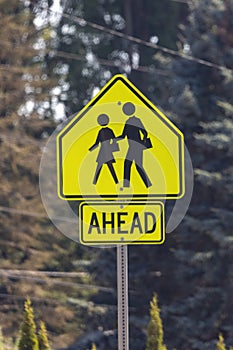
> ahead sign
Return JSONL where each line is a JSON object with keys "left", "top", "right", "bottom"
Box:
{"left": 79, "top": 202, "right": 164, "bottom": 245}
{"left": 57, "top": 74, "right": 185, "bottom": 201}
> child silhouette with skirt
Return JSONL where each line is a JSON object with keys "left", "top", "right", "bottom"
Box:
{"left": 89, "top": 114, "right": 119, "bottom": 185}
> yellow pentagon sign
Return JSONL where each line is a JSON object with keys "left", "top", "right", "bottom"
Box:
{"left": 57, "top": 74, "right": 185, "bottom": 201}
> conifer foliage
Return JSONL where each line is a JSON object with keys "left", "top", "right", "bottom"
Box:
{"left": 215, "top": 333, "right": 233, "bottom": 350}
{"left": 217, "top": 333, "right": 226, "bottom": 350}
{"left": 18, "top": 299, "right": 52, "bottom": 350}
{"left": 0, "top": 0, "right": 55, "bottom": 120}
{"left": 38, "top": 322, "right": 51, "bottom": 350}
{"left": 146, "top": 294, "right": 167, "bottom": 350}
{"left": 216, "top": 334, "right": 226, "bottom": 350}
{"left": 50, "top": 0, "right": 182, "bottom": 115}
{"left": 18, "top": 298, "right": 39, "bottom": 350}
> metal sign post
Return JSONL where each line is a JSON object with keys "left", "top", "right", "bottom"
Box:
{"left": 117, "top": 245, "right": 129, "bottom": 350}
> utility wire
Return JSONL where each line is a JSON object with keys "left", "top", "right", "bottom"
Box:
{"left": 0, "top": 205, "right": 48, "bottom": 219}
{"left": 0, "top": 205, "right": 77, "bottom": 223}
{"left": 0, "top": 133, "right": 47, "bottom": 147}
{"left": 1, "top": 10, "right": 232, "bottom": 74}
{"left": 0, "top": 293, "right": 117, "bottom": 309}
{"left": 0, "top": 271, "right": 114, "bottom": 293}
{"left": 170, "top": 0, "right": 191, "bottom": 3}
{"left": 0, "top": 39, "right": 171, "bottom": 77}
{"left": 0, "top": 293, "right": 61, "bottom": 305}
{"left": 55, "top": 50, "right": 170, "bottom": 76}
{"left": 0, "top": 269, "right": 87, "bottom": 278}
{"left": 0, "top": 64, "right": 39, "bottom": 74}
{"left": 51, "top": 9, "right": 233, "bottom": 73}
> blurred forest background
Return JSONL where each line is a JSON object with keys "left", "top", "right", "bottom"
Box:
{"left": 0, "top": 0, "right": 233, "bottom": 349}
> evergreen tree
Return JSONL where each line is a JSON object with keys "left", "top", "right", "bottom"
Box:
{"left": 146, "top": 294, "right": 167, "bottom": 350}
{"left": 216, "top": 334, "right": 226, "bottom": 350}
{"left": 45, "top": 0, "right": 183, "bottom": 115}
{"left": 159, "top": 1, "right": 233, "bottom": 348}
{"left": 38, "top": 322, "right": 51, "bottom": 350}
{"left": 0, "top": 0, "right": 32, "bottom": 117}
{"left": 18, "top": 298, "right": 39, "bottom": 350}
{"left": 0, "top": 0, "right": 55, "bottom": 119}
{"left": 171, "top": 0, "right": 233, "bottom": 130}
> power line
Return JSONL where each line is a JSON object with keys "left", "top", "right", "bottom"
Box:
{"left": 0, "top": 205, "right": 77, "bottom": 224}
{"left": 0, "top": 39, "right": 171, "bottom": 77}
{"left": 0, "top": 205, "right": 48, "bottom": 219}
{"left": 0, "top": 293, "right": 61, "bottom": 305}
{"left": 0, "top": 269, "right": 88, "bottom": 278}
{"left": 2, "top": 24, "right": 232, "bottom": 77}
{"left": 0, "top": 271, "right": 114, "bottom": 293}
{"left": 0, "top": 133, "right": 47, "bottom": 147}
{"left": 0, "top": 293, "right": 117, "bottom": 309}
{"left": 0, "top": 64, "right": 39, "bottom": 74}
{"left": 1, "top": 10, "right": 233, "bottom": 75}
{"left": 55, "top": 50, "right": 171, "bottom": 76}
{"left": 170, "top": 0, "right": 191, "bottom": 4}
{"left": 51, "top": 9, "right": 233, "bottom": 73}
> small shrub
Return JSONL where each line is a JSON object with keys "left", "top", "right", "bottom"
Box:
{"left": 216, "top": 334, "right": 226, "bottom": 350}
{"left": 38, "top": 321, "right": 51, "bottom": 350}
{"left": 18, "top": 298, "right": 39, "bottom": 350}
{"left": 146, "top": 294, "right": 167, "bottom": 350}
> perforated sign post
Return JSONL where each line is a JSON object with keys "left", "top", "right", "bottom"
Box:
{"left": 57, "top": 75, "right": 185, "bottom": 350}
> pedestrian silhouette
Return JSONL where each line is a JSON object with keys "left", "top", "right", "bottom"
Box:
{"left": 118, "top": 102, "right": 152, "bottom": 188}
{"left": 89, "top": 114, "right": 119, "bottom": 185}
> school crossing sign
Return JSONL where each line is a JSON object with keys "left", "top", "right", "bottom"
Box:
{"left": 57, "top": 74, "right": 185, "bottom": 245}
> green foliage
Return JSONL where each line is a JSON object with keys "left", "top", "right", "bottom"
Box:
{"left": 0, "top": 0, "right": 52, "bottom": 118}
{"left": 216, "top": 333, "right": 226, "bottom": 350}
{"left": 171, "top": 0, "right": 233, "bottom": 126}
{"left": 38, "top": 322, "right": 51, "bottom": 350}
{"left": 47, "top": 0, "right": 183, "bottom": 115}
{"left": 18, "top": 298, "right": 39, "bottom": 350}
{"left": 18, "top": 299, "right": 52, "bottom": 350}
{"left": 215, "top": 332, "right": 233, "bottom": 349}
{"left": 146, "top": 294, "right": 167, "bottom": 350}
